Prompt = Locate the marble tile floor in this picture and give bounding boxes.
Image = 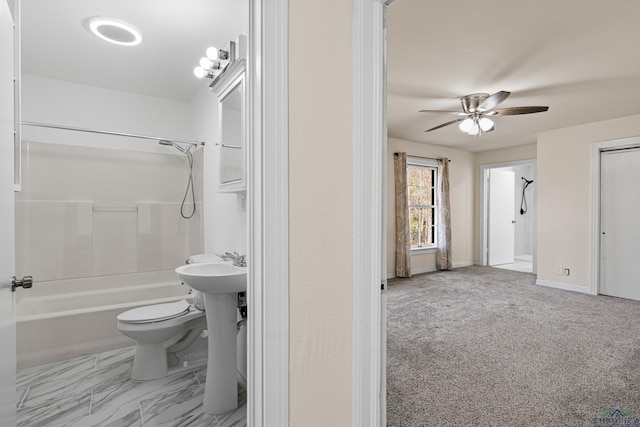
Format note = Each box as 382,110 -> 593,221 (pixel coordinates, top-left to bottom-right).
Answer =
16,346 -> 246,427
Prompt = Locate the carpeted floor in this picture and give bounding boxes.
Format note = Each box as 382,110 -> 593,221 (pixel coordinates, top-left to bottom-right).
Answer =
386,266 -> 640,427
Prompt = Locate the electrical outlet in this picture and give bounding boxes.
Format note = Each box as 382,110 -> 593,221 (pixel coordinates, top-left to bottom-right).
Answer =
556,266 -> 564,275
564,268 -> 570,276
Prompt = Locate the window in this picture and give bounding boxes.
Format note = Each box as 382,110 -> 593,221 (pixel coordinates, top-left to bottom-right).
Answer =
407,158 -> 438,251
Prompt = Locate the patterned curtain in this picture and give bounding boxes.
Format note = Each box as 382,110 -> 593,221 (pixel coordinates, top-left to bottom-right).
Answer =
394,152 -> 412,278
436,158 -> 452,270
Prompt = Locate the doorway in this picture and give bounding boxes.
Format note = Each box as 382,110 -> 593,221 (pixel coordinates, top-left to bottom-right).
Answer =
480,160 -> 537,274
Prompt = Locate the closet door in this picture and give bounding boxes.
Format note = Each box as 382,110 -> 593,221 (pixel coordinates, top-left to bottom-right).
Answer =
600,148 -> 640,300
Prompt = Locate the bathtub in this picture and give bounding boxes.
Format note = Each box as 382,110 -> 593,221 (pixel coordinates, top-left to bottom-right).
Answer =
16,270 -> 192,369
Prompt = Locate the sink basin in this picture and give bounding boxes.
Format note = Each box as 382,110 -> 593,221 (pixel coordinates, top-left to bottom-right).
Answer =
175,261 -> 246,294
173,260 -> 247,415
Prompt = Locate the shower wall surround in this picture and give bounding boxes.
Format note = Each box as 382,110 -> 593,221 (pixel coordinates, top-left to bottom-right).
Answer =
15,140 -> 203,281
512,164 -> 535,259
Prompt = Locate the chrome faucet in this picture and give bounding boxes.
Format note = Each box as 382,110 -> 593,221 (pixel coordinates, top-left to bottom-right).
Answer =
222,252 -> 246,267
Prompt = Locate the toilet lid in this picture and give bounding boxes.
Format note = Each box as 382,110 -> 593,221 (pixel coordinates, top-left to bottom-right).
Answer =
117,299 -> 190,324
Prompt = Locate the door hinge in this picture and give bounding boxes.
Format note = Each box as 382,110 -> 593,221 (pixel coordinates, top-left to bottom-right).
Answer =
381,283 -> 385,291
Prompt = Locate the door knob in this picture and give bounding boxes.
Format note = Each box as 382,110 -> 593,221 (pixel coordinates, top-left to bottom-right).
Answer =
12,276 -> 33,292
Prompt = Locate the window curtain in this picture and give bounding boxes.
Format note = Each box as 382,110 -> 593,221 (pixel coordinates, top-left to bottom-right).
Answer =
394,152 -> 411,278
436,158 -> 452,270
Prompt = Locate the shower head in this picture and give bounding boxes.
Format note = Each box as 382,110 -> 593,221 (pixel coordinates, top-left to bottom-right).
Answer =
159,140 -> 189,154
521,176 -> 534,185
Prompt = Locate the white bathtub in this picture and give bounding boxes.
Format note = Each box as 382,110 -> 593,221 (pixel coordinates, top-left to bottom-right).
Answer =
16,270 -> 192,369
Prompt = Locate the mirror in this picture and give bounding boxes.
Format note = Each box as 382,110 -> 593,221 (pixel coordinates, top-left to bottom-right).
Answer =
213,58 -> 246,192
220,80 -> 243,185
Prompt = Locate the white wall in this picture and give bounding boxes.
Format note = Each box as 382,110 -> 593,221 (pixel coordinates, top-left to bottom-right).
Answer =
189,81 -> 247,256
22,74 -> 194,153
387,137 -> 475,277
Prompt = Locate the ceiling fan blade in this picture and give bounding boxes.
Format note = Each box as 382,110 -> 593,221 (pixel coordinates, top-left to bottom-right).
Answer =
425,118 -> 465,132
419,109 -> 467,115
490,106 -> 549,116
478,91 -> 511,111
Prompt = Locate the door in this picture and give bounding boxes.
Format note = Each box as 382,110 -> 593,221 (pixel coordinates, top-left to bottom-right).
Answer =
0,0 -> 17,424
600,148 -> 640,300
488,169 -> 515,266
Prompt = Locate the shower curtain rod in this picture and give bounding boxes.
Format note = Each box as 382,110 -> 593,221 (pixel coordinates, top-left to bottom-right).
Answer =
22,121 -> 205,147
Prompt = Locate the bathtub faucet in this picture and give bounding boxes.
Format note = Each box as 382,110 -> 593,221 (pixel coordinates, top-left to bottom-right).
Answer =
222,252 -> 246,267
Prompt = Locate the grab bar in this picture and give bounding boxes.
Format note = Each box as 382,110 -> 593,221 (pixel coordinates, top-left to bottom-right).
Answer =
92,207 -> 138,212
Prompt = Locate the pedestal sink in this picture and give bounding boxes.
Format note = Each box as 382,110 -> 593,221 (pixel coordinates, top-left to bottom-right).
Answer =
175,261 -> 246,415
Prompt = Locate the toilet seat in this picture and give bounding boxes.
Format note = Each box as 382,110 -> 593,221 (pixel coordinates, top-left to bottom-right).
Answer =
118,299 -> 191,324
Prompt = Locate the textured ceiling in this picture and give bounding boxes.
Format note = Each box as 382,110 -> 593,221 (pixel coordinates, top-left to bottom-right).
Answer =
387,0 -> 640,152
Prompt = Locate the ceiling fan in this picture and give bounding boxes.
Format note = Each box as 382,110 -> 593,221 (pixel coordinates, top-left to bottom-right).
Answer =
419,91 -> 549,136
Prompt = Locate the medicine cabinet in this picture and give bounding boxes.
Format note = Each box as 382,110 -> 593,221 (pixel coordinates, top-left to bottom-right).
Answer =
212,58 -> 246,193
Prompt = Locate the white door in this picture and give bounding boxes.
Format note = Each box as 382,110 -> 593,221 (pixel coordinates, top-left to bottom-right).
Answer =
488,169 -> 515,266
0,0 -> 16,424
600,148 -> 640,300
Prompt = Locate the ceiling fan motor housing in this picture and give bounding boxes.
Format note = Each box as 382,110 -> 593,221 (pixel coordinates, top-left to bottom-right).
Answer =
461,93 -> 490,113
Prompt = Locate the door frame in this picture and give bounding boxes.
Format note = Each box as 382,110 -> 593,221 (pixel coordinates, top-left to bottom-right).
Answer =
590,136 -> 640,296
247,0 -> 289,425
1,0 -> 17,424
352,0 -> 390,425
479,159 -> 537,271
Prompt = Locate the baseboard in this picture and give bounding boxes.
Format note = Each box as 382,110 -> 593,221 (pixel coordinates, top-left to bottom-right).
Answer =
453,261 -> 475,269
536,279 -> 593,294
387,261 -> 476,279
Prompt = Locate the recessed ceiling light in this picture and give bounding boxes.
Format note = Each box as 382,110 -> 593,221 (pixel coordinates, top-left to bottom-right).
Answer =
85,16 -> 142,46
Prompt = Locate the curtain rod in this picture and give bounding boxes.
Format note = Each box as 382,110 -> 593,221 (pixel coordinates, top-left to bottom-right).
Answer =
394,153 -> 451,162
22,121 -> 205,147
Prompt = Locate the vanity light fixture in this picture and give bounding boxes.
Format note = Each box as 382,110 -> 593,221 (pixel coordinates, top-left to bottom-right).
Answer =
86,17 -> 142,46
193,41 -> 235,80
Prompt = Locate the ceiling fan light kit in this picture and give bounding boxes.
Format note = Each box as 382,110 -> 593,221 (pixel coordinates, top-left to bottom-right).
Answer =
420,91 -> 549,137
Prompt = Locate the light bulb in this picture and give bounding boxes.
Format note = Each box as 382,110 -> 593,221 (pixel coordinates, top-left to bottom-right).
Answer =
468,123 -> 480,135
459,118 -> 473,133
479,117 -> 494,132
194,66 -> 206,79
199,57 -> 213,69
206,46 -> 220,60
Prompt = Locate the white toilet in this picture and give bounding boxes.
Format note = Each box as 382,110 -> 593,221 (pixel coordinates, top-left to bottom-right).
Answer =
116,254 -> 222,381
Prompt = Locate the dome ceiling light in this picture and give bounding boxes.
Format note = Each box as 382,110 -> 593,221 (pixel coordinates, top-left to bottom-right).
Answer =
85,16 -> 142,46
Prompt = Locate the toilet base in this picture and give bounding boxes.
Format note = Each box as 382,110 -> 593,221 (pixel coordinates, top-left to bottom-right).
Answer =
132,343 -> 168,381
132,344 -> 208,381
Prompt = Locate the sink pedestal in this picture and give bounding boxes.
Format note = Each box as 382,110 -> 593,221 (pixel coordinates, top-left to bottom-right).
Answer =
202,293 -> 238,415
174,261 -> 246,415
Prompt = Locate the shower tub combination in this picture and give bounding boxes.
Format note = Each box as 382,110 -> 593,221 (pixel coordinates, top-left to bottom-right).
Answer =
14,141 -> 205,370
16,270 -> 191,369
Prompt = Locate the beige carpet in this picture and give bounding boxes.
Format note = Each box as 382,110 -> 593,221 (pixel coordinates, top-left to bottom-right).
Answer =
386,266 -> 640,427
